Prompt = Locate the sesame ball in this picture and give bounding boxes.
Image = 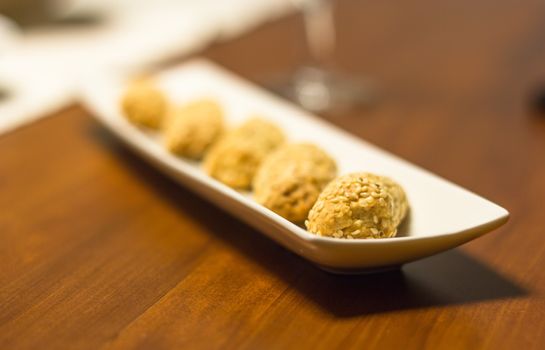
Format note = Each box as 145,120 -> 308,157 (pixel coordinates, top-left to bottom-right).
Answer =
306,173 -> 408,239
254,143 -> 337,223
204,118 -> 285,189
121,80 -> 167,129
163,99 -> 224,159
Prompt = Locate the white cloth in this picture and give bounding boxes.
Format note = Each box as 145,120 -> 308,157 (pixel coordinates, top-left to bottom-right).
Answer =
0,0 -> 293,135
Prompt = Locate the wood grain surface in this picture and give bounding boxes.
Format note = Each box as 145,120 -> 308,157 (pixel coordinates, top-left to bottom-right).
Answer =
2,1 -> 545,349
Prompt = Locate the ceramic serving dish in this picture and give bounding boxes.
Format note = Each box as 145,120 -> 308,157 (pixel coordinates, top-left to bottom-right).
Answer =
80,59 -> 509,273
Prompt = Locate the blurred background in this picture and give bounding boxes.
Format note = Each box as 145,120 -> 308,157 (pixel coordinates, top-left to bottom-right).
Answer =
4,0 -> 545,132
0,0 -> 294,133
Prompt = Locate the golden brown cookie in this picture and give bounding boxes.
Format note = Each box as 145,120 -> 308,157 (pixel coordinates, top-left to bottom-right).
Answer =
204,117 -> 284,189
254,143 -> 337,223
163,99 -> 224,159
306,172 -> 408,239
121,80 -> 167,129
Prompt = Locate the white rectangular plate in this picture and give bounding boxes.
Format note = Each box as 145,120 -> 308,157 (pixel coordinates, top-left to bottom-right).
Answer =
79,59 -> 509,273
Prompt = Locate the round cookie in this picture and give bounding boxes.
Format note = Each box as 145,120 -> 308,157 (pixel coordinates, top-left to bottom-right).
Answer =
204,118 -> 284,190
306,172 -> 408,239
163,99 -> 224,159
254,143 -> 337,223
121,80 -> 167,129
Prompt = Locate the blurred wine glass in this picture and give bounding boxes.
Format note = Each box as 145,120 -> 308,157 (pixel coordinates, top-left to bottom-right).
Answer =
271,0 -> 374,113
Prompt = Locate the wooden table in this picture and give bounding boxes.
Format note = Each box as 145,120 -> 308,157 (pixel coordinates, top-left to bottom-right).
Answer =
2,1 -> 545,349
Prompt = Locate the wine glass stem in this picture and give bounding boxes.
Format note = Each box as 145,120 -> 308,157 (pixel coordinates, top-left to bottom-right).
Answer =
300,0 -> 336,67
